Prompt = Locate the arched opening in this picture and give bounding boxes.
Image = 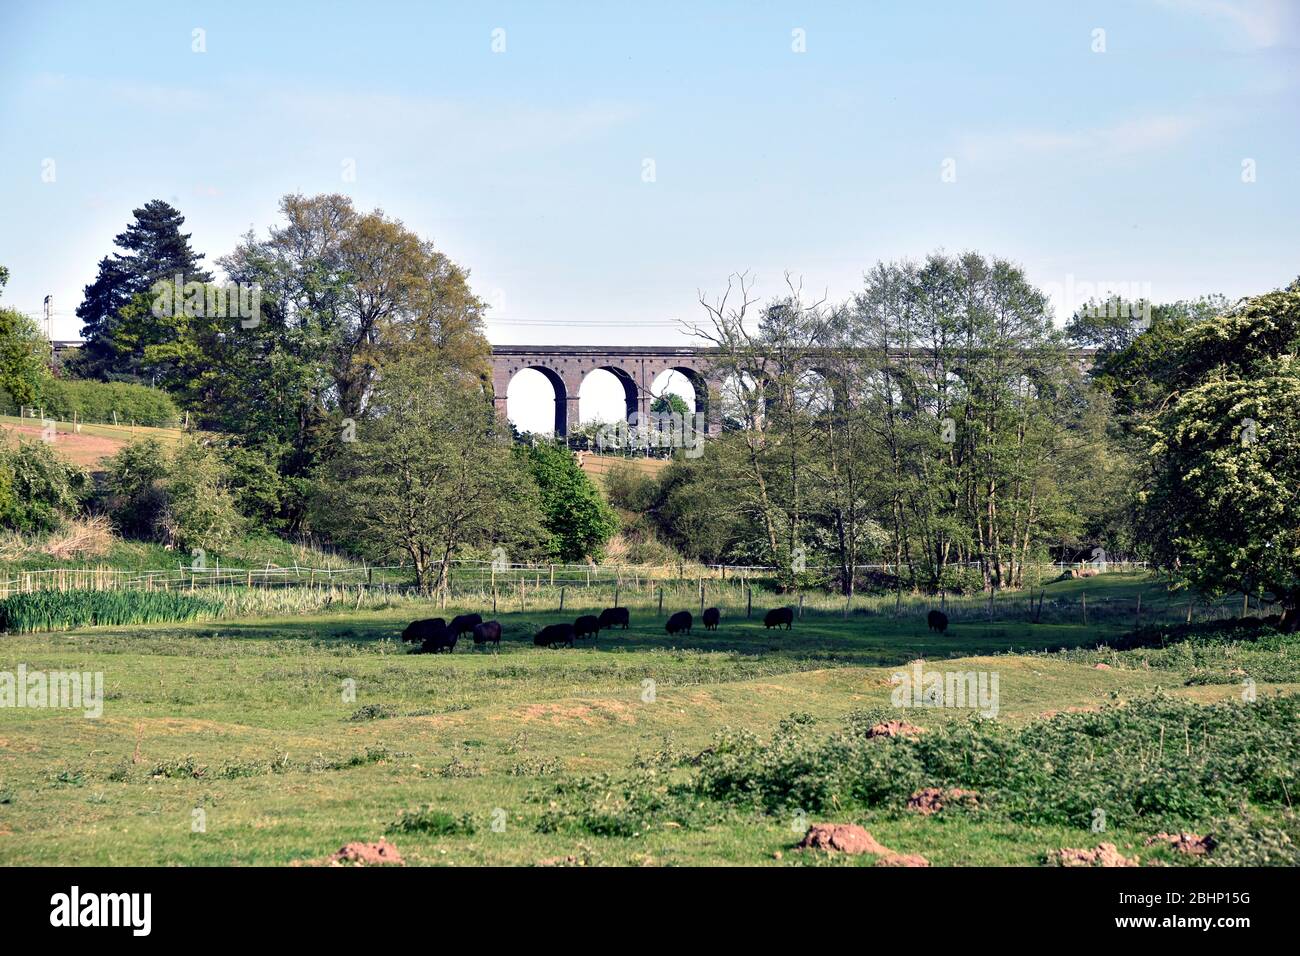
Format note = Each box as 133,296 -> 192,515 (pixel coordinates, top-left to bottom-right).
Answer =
506,366 -> 567,436
579,367 -> 638,427
649,368 -> 699,415
798,368 -> 838,415
718,372 -> 763,430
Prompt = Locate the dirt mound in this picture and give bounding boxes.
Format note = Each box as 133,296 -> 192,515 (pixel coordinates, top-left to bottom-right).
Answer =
327,840 -> 405,866
907,787 -> 980,815
536,854 -> 585,867
797,823 -> 892,855
1093,663 -> 1112,670
1145,832 -> 1216,856
1047,843 -> 1137,867
865,720 -> 925,739
795,823 -> 929,866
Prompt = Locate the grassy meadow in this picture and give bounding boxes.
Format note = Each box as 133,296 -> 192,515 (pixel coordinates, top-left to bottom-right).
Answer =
2,572 -> 1298,866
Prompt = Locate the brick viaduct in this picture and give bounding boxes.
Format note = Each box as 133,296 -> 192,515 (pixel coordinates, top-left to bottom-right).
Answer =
490,345 -> 724,436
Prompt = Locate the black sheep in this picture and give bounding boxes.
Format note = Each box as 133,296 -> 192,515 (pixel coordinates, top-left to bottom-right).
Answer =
764,607 -> 794,630
534,622 -> 575,648
702,607 -> 721,631
665,610 -> 693,635
927,609 -> 949,634
598,607 -> 630,630
415,625 -> 458,654
449,613 -> 483,638
472,620 -> 502,648
401,618 -> 446,643
574,615 -> 601,640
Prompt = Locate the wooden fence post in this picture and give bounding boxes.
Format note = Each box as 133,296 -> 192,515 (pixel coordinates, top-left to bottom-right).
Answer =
657,588 -> 663,617
558,586 -> 564,613
798,594 -> 804,619
746,587 -> 752,619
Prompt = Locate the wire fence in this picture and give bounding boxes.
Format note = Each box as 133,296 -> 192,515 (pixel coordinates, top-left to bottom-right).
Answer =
0,558 -> 1150,598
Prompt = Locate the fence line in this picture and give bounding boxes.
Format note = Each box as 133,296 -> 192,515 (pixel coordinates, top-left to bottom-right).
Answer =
0,557 -> 1150,598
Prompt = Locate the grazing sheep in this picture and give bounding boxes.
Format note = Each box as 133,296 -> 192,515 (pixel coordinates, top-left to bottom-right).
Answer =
415,625 -> 458,654
472,620 -> 502,648
401,618 -> 446,643
927,610 -> 949,634
534,622 -> 575,648
665,610 -> 693,635
598,607 -> 630,630
764,607 -> 794,630
574,615 -> 601,640
702,607 -> 721,631
449,613 -> 483,638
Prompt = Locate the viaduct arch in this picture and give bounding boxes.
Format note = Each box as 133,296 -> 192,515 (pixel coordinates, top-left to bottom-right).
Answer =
490,345 -> 1097,437
491,345 -> 724,437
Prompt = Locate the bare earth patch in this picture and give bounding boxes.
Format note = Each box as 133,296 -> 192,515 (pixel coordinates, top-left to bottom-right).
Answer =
515,700 -> 637,727
1047,843 -> 1138,867
327,840 -> 405,866
907,787 -> 980,815
865,720 -> 925,739
1145,832 -> 1216,856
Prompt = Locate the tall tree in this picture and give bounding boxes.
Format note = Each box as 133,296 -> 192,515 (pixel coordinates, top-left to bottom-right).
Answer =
1138,289 -> 1300,629
0,266 -> 51,407
73,200 -> 212,381
313,360 -> 543,593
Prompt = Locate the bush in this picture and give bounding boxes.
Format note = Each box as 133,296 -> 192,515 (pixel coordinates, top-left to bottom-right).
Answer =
100,439 -> 242,552
160,442 -> 243,554
0,440 -> 90,533
32,378 -> 180,427
0,589 -> 220,633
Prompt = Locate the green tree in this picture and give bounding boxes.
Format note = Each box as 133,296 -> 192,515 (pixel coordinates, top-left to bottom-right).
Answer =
72,200 -> 212,381
516,442 -> 619,562
1138,289 -> 1300,629
315,361 -> 543,593
0,306 -> 50,407
650,392 -> 690,416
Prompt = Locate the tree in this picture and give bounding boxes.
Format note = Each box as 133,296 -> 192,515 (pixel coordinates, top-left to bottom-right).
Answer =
218,193 -> 491,423
0,307 -> 50,407
650,392 -> 690,416
314,361 -> 543,593
1138,289 -> 1300,629
72,200 -> 212,381
516,442 -> 619,562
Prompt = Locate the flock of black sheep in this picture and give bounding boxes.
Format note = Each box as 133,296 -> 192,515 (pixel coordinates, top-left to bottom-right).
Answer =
399,603 -> 807,653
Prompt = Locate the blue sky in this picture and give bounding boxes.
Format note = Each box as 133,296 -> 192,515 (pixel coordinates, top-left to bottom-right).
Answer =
1,0 -> 1297,429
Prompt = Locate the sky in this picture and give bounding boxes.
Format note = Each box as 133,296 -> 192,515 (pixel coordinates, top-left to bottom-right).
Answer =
1,0 -> 1297,431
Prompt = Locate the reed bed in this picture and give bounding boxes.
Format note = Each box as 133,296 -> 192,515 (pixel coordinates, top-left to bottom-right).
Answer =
0,589 -> 221,634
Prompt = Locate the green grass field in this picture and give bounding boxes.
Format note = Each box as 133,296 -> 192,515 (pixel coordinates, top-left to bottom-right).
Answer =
2,574 -> 1297,866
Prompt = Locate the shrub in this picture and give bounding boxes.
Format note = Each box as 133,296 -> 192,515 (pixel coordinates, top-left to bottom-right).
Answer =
160,442 -> 243,553
101,438 -> 170,538
0,589 -> 220,633
99,439 -> 243,552
386,807 -> 476,836
0,440 -> 90,533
